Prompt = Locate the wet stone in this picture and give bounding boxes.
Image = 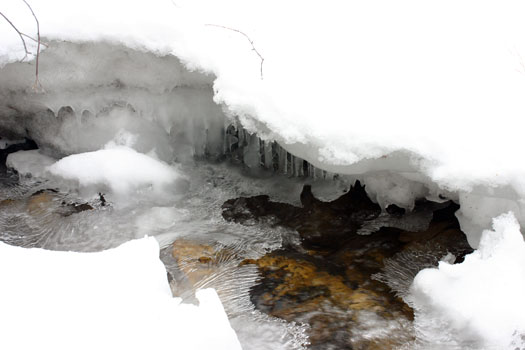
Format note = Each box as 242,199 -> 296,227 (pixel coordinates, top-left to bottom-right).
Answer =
2,189 -> 95,218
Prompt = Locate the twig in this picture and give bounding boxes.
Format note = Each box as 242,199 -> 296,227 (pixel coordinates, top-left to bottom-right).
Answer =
206,24 -> 265,80
22,0 -> 42,91
21,33 -> 47,47
0,1 -> 44,90
0,11 -> 30,61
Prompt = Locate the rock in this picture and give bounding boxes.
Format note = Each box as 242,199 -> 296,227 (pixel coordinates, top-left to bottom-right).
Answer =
27,191 -> 56,215
247,244 -> 414,349
222,180 -> 381,248
25,189 -> 94,217
172,239 -> 217,286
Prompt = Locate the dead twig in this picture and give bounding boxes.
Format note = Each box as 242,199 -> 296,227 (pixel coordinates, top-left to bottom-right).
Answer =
0,1 -> 43,91
0,10 -> 30,61
21,32 -> 47,47
206,24 -> 265,80
22,0 -> 42,91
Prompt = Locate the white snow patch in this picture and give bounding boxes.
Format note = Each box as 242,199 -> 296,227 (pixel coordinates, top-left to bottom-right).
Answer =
0,237 -> 242,350
410,212 -> 525,349
47,145 -> 183,195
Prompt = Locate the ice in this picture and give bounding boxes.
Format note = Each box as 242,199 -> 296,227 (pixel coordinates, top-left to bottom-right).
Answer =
6,149 -> 55,178
409,212 -> 525,349
362,171 -> 430,210
0,237 -> 242,350
456,189 -> 525,247
0,137 -> 24,149
2,11 -> 525,241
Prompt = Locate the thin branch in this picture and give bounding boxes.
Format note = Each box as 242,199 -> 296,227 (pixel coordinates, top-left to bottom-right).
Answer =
206,24 -> 265,80
21,33 -> 48,47
0,1 -> 45,90
22,0 -> 42,91
0,10 -> 30,61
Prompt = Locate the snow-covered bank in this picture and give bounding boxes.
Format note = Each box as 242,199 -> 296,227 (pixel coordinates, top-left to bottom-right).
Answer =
0,237 -> 242,350
410,212 -> 525,349
2,0 -> 525,246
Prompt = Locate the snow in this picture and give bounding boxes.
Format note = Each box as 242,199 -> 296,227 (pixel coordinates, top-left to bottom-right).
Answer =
47,144 -> 185,196
410,212 -> 525,349
2,0 -> 525,244
0,237 -> 242,350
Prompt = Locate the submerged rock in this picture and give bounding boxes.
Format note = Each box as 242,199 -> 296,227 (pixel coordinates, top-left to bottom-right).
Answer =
245,227 -> 415,349
223,183 -> 472,349
172,239 -> 219,287
1,189 -> 94,218
222,181 -> 381,248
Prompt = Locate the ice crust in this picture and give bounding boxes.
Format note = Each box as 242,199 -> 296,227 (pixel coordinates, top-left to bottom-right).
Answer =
0,237 -> 242,350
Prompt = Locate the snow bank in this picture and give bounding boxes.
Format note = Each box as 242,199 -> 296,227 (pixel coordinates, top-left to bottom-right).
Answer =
410,212 -> 525,349
2,0 -> 525,244
47,145 -> 184,195
0,237 -> 242,350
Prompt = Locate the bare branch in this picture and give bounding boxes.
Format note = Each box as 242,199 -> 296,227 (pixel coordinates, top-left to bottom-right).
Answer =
22,0 -> 42,91
0,10 -> 30,61
21,33 -> 48,47
206,24 -> 265,80
0,1 -> 45,90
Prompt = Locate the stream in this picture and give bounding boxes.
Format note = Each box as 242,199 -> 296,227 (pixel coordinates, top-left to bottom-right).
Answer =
0,156 -> 472,350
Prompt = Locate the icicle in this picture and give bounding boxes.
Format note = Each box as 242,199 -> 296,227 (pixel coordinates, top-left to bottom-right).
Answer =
286,152 -> 293,175
204,128 -> 209,157
191,118 -> 206,158
311,164 -> 317,179
294,156 -> 303,177
302,160 -> 309,178
279,146 -> 287,174
225,124 -> 238,154
271,142 -> 280,172
259,139 -> 266,168
264,141 -> 273,169
243,133 -> 261,169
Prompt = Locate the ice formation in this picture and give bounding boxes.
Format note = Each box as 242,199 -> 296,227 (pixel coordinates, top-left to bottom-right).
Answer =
0,237 -> 242,350
2,0 -> 525,245
6,149 -> 55,177
2,0 -> 525,348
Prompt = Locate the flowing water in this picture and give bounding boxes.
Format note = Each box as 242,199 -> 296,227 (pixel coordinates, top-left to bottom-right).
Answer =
0,150 -> 472,350
0,160 -> 316,349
